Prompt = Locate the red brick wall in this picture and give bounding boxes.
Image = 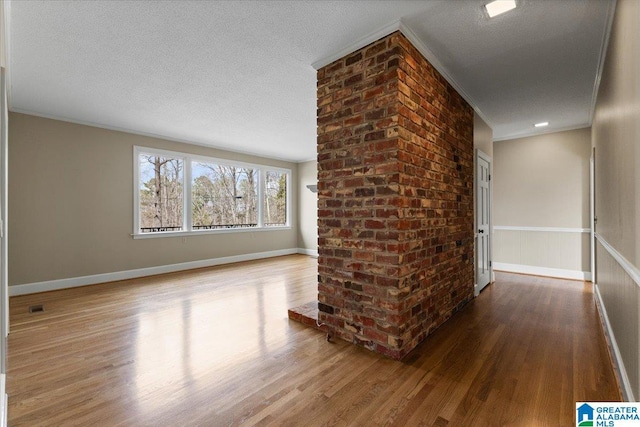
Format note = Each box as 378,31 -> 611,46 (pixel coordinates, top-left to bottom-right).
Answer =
317,32 -> 474,360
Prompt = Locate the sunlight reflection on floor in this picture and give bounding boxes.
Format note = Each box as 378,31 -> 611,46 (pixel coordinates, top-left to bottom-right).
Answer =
134,278 -> 289,413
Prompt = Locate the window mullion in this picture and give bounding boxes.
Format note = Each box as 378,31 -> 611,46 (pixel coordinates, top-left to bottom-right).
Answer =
185,157 -> 192,232
133,147 -> 140,234
286,171 -> 291,227
257,168 -> 264,228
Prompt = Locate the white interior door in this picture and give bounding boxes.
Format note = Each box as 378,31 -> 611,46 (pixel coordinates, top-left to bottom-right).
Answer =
476,151 -> 491,295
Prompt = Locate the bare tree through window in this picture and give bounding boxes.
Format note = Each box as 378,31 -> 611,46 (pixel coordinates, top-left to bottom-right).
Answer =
192,163 -> 257,229
135,148 -> 289,234
264,171 -> 287,226
139,155 -> 184,232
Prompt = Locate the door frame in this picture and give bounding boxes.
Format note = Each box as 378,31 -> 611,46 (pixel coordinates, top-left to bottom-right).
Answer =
0,67 -> 6,374
475,149 -> 492,296
590,147 -> 596,283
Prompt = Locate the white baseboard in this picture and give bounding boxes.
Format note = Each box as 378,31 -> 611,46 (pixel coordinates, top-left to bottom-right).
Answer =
297,248 -> 318,258
9,248 -> 305,296
594,284 -> 635,401
0,373 -> 5,427
493,262 -> 591,281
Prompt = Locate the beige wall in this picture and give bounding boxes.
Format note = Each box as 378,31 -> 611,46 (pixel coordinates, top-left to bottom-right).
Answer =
0,0 -> 5,68
8,113 -> 299,286
592,0 -> 640,400
592,0 -> 639,267
493,128 -> 592,276
494,128 -> 591,228
474,113 -> 493,159
297,160 -> 317,253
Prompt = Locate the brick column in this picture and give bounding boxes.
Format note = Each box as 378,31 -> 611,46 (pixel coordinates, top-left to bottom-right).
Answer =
317,31 -> 474,360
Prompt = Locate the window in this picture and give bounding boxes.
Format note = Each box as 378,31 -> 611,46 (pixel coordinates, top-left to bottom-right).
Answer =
138,154 -> 184,233
264,170 -> 287,226
192,163 -> 257,229
134,147 -> 290,237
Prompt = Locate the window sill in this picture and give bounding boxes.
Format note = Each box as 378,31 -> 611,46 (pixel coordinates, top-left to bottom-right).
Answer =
132,226 -> 292,239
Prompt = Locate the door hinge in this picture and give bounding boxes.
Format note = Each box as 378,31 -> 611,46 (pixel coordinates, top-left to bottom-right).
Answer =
489,261 -> 492,267
488,174 -> 491,181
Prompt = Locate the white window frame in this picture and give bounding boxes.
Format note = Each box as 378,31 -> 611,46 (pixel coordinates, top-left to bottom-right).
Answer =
133,146 -> 291,239
262,168 -> 291,227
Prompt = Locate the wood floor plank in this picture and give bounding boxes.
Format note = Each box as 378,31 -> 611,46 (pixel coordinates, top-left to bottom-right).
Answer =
6,256 -> 620,426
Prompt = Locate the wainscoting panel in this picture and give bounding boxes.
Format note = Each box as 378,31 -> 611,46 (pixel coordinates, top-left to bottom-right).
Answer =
493,226 -> 590,279
595,236 -> 640,401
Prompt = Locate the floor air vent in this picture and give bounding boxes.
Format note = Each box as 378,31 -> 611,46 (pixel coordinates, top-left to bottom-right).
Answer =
29,305 -> 44,313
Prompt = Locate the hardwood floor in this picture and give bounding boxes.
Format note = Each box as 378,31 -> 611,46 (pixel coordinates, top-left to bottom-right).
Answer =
7,255 -> 620,426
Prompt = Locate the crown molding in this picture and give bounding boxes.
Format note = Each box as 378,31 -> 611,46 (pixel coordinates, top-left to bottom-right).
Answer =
311,19 -> 494,132
588,0 -> 617,126
311,20 -> 402,70
493,123 -> 591,142
396,21 -> 493,130
9,108 -> 302,164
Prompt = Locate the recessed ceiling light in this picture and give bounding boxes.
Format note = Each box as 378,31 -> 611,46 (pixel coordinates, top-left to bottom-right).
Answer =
485,0 -> 517,18
534,122 -> 549,127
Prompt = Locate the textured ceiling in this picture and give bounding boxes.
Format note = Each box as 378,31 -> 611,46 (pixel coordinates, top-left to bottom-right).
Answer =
402,0 -> 614,141
6,0 -> 614,162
